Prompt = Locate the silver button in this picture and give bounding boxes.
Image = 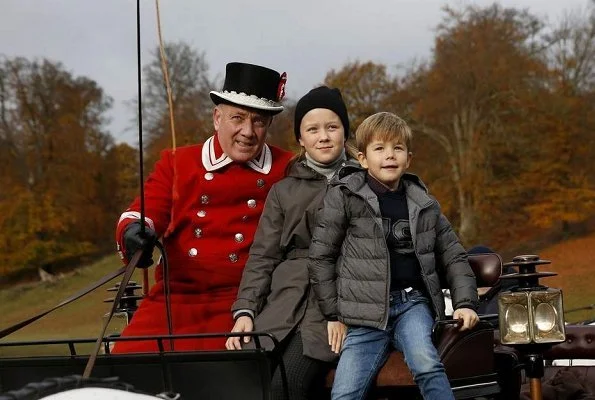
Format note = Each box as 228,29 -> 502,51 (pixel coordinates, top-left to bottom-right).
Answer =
194,228 -> 202,238
204,172 -> 214,181
256,179 -> 265,188
201,195 -> 209,204
197,210 -> 206,218
247,199 -> 257,208
229,253 -> 239,263
188,248 -> 198,257
234,233 -> 244,243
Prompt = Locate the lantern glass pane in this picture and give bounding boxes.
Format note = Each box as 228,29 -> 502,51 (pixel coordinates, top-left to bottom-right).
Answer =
529,289 -> 566,344
498,291 -> 531,344
534,303 -> 556,332
507,304 -> 529,334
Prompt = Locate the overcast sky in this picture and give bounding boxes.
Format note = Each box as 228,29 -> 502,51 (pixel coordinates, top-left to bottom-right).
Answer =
0,0 -> 589,145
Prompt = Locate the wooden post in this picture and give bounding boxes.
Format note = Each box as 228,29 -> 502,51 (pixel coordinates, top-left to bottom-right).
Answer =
529,377 -> 542,400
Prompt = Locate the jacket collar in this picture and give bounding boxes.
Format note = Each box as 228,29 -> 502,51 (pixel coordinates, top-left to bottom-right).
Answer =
287,157 -> 354,180
335,165 -> 434,209
201,134 -> 272,174
287,160 -> 326,180
366,173 -> 406,195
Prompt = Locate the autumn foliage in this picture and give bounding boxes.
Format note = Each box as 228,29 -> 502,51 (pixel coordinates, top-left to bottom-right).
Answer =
1,3 -> 594,279
326,3 -> 595,249
0,58 -> 128,279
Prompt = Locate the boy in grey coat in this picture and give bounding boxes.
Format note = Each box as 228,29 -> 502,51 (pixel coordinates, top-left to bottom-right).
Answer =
308,112 -> 480,400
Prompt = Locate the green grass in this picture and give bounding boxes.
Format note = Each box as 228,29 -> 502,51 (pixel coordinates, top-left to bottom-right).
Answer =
0,254 -> 151,357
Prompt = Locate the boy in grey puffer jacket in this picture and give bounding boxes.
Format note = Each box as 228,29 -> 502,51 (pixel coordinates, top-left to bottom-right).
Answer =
308,112 -> 479,400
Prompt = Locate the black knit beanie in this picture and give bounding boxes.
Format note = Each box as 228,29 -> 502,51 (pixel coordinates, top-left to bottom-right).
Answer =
294,86 -> 350,141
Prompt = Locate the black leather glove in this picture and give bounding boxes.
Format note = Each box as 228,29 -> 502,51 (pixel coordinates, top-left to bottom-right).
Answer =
123,221 -> 157,268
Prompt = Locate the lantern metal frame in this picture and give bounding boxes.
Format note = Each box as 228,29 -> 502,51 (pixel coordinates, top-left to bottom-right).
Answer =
497,255 -> 566,400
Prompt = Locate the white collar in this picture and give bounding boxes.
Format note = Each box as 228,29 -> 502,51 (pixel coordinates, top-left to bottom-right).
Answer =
201,135 -> 272,174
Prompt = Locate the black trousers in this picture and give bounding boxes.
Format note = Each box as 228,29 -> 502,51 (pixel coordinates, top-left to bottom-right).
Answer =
270,331 -> 333,400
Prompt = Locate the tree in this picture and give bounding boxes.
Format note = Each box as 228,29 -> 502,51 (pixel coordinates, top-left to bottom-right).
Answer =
104,143 -> 139,212
138,42 -> 214,168
324,61 -> 399,134
266,101 -> 299,152
548,3 -> 595,93
405,4 -> 551,243
522,3 -> 595,232
0,57 -> 114,276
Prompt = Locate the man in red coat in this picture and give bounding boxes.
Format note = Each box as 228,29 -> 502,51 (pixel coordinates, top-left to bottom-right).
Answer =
114,62 -> 293,352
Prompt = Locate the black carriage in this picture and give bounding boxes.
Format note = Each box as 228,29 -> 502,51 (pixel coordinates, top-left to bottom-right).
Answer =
3,252 -> 593,400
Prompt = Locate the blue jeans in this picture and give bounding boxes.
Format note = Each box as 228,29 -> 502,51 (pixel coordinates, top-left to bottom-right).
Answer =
331,289 -> 454,400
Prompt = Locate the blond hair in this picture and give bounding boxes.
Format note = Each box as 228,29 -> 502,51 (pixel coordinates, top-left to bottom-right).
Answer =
355,112 -> 413,153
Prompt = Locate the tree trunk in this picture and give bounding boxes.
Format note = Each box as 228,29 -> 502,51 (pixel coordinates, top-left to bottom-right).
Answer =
458,201 -> 476,245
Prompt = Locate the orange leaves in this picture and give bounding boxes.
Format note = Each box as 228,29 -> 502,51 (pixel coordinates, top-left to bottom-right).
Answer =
0,4 -> 594,280
319,4 -> 595,250
323,61 -> 400,133
0,57 -> 115,279
407,5 -> 553,242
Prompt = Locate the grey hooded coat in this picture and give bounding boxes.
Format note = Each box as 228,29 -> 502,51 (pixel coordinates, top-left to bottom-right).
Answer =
308,166 -> 478,330
232,160 -> 347,362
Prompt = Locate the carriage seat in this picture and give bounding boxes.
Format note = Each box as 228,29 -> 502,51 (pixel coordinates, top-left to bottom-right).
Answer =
325,252 -> 504,390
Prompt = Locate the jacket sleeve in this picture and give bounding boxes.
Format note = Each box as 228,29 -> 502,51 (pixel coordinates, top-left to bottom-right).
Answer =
307,185 -> 349,320
434,211 -> 479,311
115,149 -> 174,263
232,185 -> 285,315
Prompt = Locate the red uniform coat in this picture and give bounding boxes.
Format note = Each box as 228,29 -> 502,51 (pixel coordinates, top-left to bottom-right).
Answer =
114,134 -> 292,352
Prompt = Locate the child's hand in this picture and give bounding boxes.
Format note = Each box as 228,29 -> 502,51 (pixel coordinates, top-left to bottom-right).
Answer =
453,308 -> 479,331
327,321 -> 347,354
225,316 -> 254,350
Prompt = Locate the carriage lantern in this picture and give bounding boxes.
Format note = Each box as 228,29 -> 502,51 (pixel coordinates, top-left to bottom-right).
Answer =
498,255 -> 565,344
497,254 -> 566,400
102,281 -> 143,349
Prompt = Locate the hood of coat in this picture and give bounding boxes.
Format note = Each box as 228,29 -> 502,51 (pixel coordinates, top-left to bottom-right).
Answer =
286,159 -> 326,180
287,157 -> 359,181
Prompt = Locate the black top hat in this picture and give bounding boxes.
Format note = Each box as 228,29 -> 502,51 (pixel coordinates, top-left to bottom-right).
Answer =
210,62 -> 287,115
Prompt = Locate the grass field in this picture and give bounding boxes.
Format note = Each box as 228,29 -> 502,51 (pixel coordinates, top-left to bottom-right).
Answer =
538,235 -> 595,324
0,255 -> 152,356
1,236 -> 594,357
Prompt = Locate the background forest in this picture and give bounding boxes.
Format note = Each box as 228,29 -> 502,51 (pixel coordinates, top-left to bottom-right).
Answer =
1,3 -> 595,284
